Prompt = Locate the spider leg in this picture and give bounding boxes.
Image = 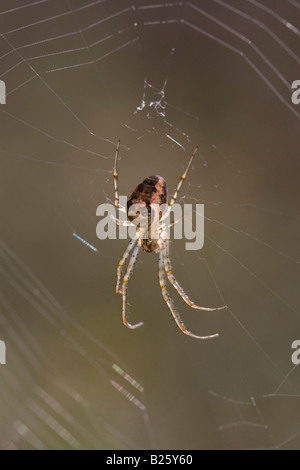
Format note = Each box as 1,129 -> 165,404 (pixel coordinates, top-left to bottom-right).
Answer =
167,215 -> 184,230
162,241 -> 226,311
116,238 -> 137,294
122,245 -> 144,329
113,140 -> 121,209
169,146 -> 198,207
111,215 -> 134,227
158,251 -> 218,339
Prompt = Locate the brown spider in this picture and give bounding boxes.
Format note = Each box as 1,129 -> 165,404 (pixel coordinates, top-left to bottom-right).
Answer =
113,141 -> 226,339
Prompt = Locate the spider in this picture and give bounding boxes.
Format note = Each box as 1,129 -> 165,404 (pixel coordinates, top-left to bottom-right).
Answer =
113,141 -> 226,339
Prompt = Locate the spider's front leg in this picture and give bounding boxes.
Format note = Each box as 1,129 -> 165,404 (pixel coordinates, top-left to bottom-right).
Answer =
113,140 -> 121,210
111,215 -> 134,227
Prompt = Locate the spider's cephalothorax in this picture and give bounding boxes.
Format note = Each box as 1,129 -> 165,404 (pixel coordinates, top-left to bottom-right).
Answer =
113,141 -> 226,339
127,175 -> 168,253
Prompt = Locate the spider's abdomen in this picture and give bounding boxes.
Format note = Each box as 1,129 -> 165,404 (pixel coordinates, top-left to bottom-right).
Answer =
127,175 -> 168,253
127,175 -> 168,212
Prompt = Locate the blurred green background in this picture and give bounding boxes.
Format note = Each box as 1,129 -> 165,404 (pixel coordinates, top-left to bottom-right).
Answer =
0,0 -> 299,449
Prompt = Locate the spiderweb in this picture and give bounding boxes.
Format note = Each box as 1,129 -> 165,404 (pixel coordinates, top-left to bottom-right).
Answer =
0,0 -> 299,450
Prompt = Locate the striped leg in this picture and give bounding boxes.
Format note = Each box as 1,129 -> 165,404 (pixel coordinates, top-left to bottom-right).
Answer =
158,251 -> 219,339
169,146 -> 198,207
122,245 -> 144,329
114,140 -> 121,209
162,241 -> 226,311
116,238 -> 137,294
111,215 -> 134,228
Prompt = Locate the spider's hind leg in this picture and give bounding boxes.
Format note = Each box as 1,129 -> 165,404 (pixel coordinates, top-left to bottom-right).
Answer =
162,242 -> 226,311
121,244 -> 144,329
158,251 -> 219,340
116,238 -> 137,294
